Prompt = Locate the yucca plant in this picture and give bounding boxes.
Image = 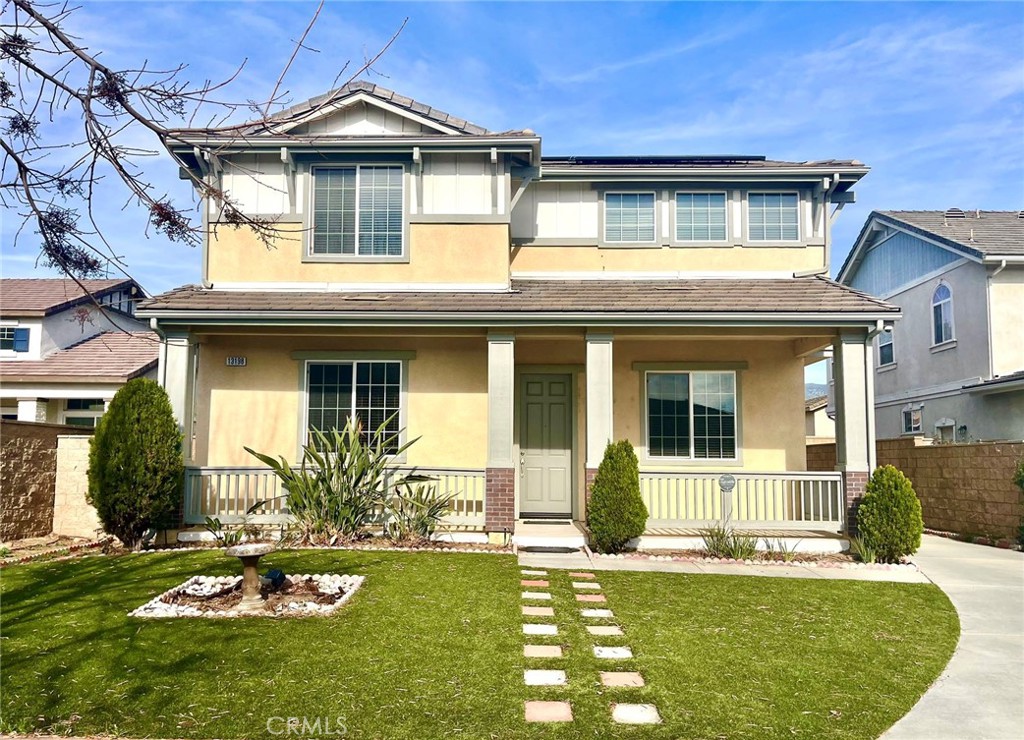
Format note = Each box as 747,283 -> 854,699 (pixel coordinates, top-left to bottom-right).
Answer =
700,523 -> 732,558
725,532 -> 759,560
245,414 -> 429,543
383,484 -> 454,542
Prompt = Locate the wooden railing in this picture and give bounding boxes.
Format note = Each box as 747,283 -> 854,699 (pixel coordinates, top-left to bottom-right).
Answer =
182,466 -> 487,528
640,471 -> 845,531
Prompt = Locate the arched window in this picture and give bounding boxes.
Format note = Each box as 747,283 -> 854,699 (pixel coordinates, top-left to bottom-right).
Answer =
932,283 -> 954,345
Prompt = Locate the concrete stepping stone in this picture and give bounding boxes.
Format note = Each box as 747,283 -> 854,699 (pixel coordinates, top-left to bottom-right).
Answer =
523,623 -> 558,636
568,572 -> 595,579
525,701 -> 572,723
581,608 -> 614,618
524,669 -> 567,686
524,644 -> 563,658
573,582 -> 601,590
576,593 -> 606,602
587,625 -> 624,636
522,606 -> 554,617
521,579 -> 549,587
523,591 -> 552,600
521,570 -> 547,576
612,703 -> 661,724
601,671 -> 645,687
594,646 -> 633,659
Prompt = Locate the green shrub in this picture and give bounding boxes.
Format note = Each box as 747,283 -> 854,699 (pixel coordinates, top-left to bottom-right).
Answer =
700,523 -> 731,558
1014,456 -> 1024,547
587,440 -> 648,553
856,465 -> 923,563
87,378 -> 183,549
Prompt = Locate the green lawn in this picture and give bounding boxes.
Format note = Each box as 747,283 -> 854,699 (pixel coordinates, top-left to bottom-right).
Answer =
0,550 -> 957,739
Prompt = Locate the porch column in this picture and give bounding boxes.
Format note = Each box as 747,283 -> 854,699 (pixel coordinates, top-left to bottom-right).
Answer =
16,398 -> 47,423
585,333 -> 614,503
160,332 -> 197,463
833,330 -> 876,533
485,333 -> 515,533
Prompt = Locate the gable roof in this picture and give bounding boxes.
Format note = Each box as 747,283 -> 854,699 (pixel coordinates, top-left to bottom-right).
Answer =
839,210 -> 1024,283
805,395 -> 829,413
0,279 -> 141,317
138,276 -> 898,324
0,331 -> 159,383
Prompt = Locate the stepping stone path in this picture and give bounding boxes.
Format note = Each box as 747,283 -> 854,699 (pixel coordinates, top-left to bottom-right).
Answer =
518,569 -> 660,727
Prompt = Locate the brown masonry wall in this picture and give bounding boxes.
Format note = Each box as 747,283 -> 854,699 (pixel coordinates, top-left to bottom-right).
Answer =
1,420 -> 93,541
807,437 -> 1024,540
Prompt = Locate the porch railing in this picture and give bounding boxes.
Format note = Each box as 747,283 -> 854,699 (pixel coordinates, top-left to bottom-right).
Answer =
639,471 -> 845,532
182,466 -> 487,528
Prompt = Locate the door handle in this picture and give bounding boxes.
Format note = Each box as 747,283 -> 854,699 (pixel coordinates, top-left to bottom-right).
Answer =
519,451 -> 525,476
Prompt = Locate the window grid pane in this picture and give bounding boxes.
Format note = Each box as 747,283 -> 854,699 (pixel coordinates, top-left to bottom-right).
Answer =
312,167 -> 356,255
676,193 -> 727,241
692,371 -> 737,459
358,166 -> 403,256
606,193 -> 655,243
0,327 -> 14,351
646,373 -> 690,457
307,361 -> 401,451
879,332 -> 894,365
749,193 -> 799,241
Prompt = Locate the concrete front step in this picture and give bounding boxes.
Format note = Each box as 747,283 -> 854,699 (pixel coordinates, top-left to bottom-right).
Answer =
513,520 -> 588,550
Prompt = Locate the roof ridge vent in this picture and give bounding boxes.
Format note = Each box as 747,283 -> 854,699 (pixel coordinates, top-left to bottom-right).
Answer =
944,207 -> 966,220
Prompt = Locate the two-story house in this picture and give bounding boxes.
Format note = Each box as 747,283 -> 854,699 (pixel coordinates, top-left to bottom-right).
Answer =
837,210 -> 1023,442
0,278 -> 158,426
138,82 -> 897,542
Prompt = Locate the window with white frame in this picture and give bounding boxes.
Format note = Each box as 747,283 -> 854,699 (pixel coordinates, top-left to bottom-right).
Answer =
311,165 -> 404,257
605,192 -> 656,243
306,361 -> 402,450
62,398 -> 106,427
0,327 -> 29,352
931,283 -> 954,345
676,193 -> 727,241
902,405 -> 923,434
646,370 -> 737,459
878,330 -> 894,366
748,193 -> 799,241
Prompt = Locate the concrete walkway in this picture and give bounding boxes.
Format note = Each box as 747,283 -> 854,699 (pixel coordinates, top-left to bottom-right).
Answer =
883,535 -> 1024,740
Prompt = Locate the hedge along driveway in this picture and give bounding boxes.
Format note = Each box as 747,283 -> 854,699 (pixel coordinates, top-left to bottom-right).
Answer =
0,550 -> 958,739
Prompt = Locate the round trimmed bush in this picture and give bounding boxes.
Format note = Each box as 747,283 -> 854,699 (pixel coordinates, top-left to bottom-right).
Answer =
87,377 -> 183,548
857,465 -> 923,563
587,440 -> 648,553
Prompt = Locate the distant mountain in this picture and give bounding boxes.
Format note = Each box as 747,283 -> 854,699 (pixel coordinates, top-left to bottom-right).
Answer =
805,383 -> 828,400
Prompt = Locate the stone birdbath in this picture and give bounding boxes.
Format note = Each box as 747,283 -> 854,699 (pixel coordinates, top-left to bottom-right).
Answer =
225,542 -> 275,613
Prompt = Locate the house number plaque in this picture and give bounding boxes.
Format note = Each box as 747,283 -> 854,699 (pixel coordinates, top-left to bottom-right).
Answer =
226,356 -> 247,367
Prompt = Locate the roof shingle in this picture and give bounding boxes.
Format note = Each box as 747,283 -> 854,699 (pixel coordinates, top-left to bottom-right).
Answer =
0,331 -> 159,382
0,279 -> 137,317
876,210 -> 1024,258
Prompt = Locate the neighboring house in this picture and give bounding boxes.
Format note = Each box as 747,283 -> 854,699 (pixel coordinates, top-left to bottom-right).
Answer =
138,82 -> 897,540
837,210 -> 1024,442
0,279 -> 159,426
805,395 -> 835,440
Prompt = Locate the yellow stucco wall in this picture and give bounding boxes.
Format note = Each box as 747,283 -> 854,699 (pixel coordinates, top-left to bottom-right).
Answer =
207,223 -> 511,285
511,245 -> 826,274
194,334 -> 488,467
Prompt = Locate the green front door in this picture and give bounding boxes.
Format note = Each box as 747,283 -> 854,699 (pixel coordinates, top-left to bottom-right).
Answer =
519,373 -> 573,517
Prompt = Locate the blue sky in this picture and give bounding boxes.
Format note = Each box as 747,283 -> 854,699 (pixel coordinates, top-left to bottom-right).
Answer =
3,1 -> 1022,383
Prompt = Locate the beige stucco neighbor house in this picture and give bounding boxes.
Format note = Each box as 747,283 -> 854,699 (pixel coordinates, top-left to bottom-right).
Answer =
837,210 -> 1024,442
805,395 -> 835,442
0,278 -> 158,426
138,82 -> 897,544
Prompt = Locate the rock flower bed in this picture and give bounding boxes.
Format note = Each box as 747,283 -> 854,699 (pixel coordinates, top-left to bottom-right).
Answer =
129,573 -> 365,618
593,550 -> 919,571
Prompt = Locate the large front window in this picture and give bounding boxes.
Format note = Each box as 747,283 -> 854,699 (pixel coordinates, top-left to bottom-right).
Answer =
311,165 -> 403,257
748,193 -> 799,241
306,361 -> 402,448
646,371 -> 737,459
605,192 -> 656,243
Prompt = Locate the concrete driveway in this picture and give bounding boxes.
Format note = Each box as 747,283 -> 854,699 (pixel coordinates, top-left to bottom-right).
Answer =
882,535 -> 1024,740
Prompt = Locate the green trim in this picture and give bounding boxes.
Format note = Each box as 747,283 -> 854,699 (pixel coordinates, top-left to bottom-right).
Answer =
291,350 -> 417,361
632,361 -> 749,371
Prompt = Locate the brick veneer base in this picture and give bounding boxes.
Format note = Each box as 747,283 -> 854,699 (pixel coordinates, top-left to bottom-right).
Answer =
843,470 -> 870,535
484,468 -> 515,532
584,468 -> 598,514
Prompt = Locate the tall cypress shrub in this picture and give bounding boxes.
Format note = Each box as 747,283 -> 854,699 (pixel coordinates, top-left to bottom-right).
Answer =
857,465 -> 923,563
587,439 -> 648,553
87,378 -> 184,548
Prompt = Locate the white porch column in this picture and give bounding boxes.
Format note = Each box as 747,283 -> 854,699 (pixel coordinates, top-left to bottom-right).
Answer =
485,333 -> 515,532
833,330 -> 876,531
160,332 -> 197,462
16,398 -> 47,423
585,333 -> 614,470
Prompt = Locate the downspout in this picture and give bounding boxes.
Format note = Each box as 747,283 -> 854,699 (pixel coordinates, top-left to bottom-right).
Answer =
822,173 -> 840,277
984,259 -> 1005,381
150,317 -> 167,387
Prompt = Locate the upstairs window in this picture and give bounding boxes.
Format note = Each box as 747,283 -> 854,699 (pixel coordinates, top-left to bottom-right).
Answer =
646,370 -> 738,460
0,327 -> 29,352
749,193 -> 799,241
932,283 -> 954,345
605,193 -> 656,243
311,165 -> 404,257
676,193 -> 727,241
878,330 -> 895,366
